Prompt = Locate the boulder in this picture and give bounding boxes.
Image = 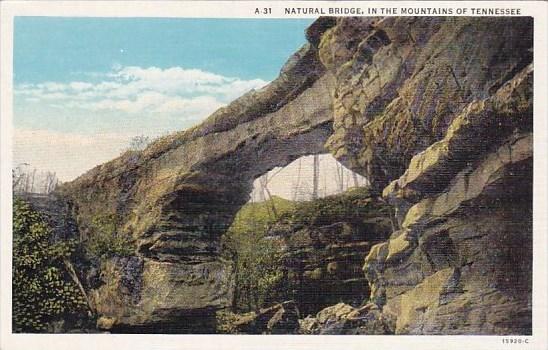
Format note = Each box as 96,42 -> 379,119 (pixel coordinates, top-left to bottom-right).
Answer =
266,301 -> 300,334
298,302 -> 390,335
223,301 -> 300,334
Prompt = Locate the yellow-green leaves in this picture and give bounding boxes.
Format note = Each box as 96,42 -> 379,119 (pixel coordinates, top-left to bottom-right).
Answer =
223,196 -> 293,312
84,213 -> 133,259
12,198 -> 86,333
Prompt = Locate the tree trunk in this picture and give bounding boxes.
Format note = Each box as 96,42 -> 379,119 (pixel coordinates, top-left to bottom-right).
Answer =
263,184 -> 278,219
312,155 -> 320,200
260,173 -> 279,219
352,172 -> 359,188
63,258 -> 94,317
232,255 -> 239,312
29,169 -> 36,193
292,159 -> 302,201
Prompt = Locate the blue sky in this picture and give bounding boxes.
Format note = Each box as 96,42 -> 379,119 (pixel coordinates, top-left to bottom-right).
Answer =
13,17 -> 313,180
14,17 -> 313,83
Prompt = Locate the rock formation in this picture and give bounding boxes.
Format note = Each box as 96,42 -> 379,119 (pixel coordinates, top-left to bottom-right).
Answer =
219,301 -> 300,334
323,17 -> 532,192
267,188 -> 392,316
314,16 -> 533,335
299,302 -> 390,335
60,21 -> 337,332
55,16 -> 533,334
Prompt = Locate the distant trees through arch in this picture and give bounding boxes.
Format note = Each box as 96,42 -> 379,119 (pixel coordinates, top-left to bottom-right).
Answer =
250,153 -> 369,203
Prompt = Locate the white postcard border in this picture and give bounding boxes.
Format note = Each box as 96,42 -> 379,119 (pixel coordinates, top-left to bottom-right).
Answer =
1,2 -> 547,349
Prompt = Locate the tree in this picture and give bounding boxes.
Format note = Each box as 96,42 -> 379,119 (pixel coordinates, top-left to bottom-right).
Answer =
312,155 -> 320,200
352,172 -> 359,188
292,158 -> 303,201
84,213 -> 133,259
12,165 -> 60,194
128,135 -> 150,151
43,171 -> 58,194
12,198 -> 88,332
12,163 -> 34,194
29,168 -> 37,193
223,197 -> 295,312
259,173 -> 279,219
12,164 -> 28,193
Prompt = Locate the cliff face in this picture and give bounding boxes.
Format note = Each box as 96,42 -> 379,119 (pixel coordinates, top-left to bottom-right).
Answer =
60,16 -> 533,334
305,16 -> 533,335
363,67 -> 532,334
267,189 -> 393,317
322,17 -> 532,191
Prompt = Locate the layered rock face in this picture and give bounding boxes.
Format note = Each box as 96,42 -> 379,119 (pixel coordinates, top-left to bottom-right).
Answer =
313,17 -> 533,335
59,16 -> 533,334
267,189 -> 392,316
322,17 -> 533,191
362,66 -> 533,334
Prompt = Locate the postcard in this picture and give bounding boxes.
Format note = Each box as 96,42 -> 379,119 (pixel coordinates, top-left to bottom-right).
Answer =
1,1 -> 547,349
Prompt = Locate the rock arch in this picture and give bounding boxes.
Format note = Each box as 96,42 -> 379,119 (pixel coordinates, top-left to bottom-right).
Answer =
59,16 -> 534,334
62,38 -> 339,332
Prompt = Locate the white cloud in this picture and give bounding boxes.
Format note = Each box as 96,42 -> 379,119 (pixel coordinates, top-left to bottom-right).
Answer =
14,66 -> 269,181
42,82 -> 66,92
15,66 -> 269,117
153,95 -> 223,115
69,81 -> 93,91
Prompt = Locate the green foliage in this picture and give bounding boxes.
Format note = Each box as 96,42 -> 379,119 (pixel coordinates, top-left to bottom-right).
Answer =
85,213 -> 133,259
229,196 -> 295,235
223,196 -> 295,312
224,189 -> 391,313
12,198 -> 87,332
281,187 -> 387,227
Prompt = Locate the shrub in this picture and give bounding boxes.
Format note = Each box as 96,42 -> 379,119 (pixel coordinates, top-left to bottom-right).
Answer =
282,187 -> 388,227
12,198 -> 87,332
84,214 -> 133,259
223,196 -> 294,312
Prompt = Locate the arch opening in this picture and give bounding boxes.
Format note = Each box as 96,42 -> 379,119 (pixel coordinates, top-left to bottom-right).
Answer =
223,153 -> 392,316
250,153 -> 370,203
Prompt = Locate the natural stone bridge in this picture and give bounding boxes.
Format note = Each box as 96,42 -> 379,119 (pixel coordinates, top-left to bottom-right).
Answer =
61,17 -> 533,334
61,19 -> 339,332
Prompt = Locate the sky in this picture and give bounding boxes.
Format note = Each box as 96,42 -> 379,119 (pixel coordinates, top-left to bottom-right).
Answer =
13,17 -> 314,181
250,154 -> 369,202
